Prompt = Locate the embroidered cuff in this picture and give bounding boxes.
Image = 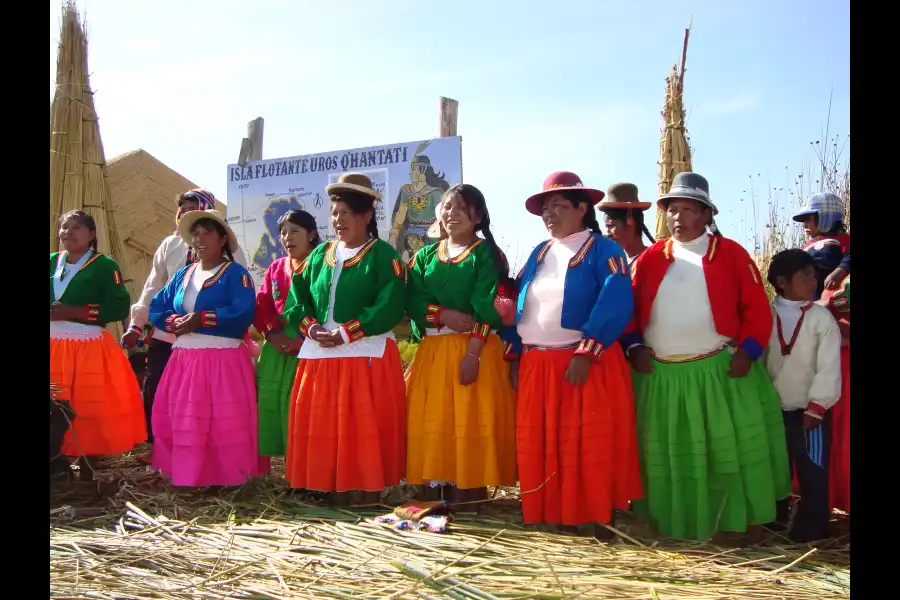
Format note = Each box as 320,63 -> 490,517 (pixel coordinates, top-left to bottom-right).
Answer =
261,320 -> 282,338
738,337 -> 764,361
575,337 -> 605,361
200,310 -> 217,328
470,323 -> 491,342
424,304 -> 445,328
298,316 -> 318,337
83,304 -> 101,323
832,296 -> 849,311
343,319 -> 365,343
164,314 -> 181,333
805,402 -> 827,418
621,332 -> 644,350
503,342 -> 520,362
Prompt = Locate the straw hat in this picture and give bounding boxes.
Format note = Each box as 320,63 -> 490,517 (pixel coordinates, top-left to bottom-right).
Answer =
597,182 -> 652,212
178,209 -> 240,253
325,172 -> 382,201
525,171 -> 606,216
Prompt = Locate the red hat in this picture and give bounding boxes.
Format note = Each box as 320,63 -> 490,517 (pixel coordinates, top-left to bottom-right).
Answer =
525,171 -> 606,216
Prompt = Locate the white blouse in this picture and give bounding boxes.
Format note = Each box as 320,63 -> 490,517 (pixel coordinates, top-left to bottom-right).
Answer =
764,299 -> 842,412
643,234 -> 730,359
518,229 -> 591,348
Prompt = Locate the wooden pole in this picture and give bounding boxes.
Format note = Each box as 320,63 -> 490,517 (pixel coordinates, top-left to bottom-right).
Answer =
237,117 -> 264,166
439,97 -> 459,137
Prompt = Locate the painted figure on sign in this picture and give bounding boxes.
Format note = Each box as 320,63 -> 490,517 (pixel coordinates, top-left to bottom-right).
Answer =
389,145 -> 450,262
253,195 -> 306,272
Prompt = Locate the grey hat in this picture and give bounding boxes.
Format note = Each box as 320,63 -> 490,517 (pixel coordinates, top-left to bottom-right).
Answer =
658,172 -> 718,216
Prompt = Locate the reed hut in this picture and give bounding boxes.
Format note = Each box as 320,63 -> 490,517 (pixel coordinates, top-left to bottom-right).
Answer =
50,1 -> 134,337
656,27 -> 694,241
105,149 -> 226,294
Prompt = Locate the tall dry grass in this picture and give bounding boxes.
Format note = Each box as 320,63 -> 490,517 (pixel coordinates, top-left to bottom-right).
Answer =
749,129 -> 850,299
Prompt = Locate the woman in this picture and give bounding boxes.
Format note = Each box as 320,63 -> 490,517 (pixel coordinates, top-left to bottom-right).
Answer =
284,173 -> 407,506
255,209 -> 320,457
501,171 -> 642,538
50,211 -> 146,480
121,189 -> 248,446
149,209 -> 267,487
624,172 -> 790,541
792,192 -> 850,299
405,184 -> 517,503
821,275 -> 850,514
597,182 -> 655,271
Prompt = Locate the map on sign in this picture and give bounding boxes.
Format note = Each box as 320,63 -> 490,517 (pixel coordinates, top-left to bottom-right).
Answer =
226,137 -> 462,286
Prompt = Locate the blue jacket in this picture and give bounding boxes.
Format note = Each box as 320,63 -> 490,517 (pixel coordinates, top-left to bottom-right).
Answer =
150,261 -> 255,340
500,232 -> 634,360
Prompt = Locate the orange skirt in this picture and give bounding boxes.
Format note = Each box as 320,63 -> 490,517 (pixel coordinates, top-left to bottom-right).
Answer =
517,344 -> 643,526
50,329 -> 147,456
285,340 -> 407,492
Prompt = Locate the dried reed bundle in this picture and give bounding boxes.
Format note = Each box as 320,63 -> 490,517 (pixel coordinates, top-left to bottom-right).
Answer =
656,28 -> 694,241
50,2 -> 135,337
49,451 -> 849,600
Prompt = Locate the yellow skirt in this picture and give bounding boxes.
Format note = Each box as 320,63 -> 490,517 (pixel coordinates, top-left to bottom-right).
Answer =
405,334 -> 517,488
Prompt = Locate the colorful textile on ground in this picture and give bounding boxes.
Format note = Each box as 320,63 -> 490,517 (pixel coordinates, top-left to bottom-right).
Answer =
631,350 -> 791,540
285,340 -> 407,492
517,345 -> 642,526
151,345 -> 269,486
50,252 -> 146,455
405,335 -> 517,488
376,500 -> 454,533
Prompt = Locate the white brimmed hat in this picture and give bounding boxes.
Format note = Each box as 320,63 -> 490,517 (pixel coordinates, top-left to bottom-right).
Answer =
178,209 -> 239,253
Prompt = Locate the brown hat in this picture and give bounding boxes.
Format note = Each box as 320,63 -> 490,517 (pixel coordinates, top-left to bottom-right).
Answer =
325,172 -> 382,201
597,182 -> 652,212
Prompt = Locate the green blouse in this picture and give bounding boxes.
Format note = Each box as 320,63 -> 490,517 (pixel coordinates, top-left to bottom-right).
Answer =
50,252 -> 130,326
406,239 -> 503,342
284,238 -> 406,341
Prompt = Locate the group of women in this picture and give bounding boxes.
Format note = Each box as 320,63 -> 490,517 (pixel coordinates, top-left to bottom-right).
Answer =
50,169 -> 849,542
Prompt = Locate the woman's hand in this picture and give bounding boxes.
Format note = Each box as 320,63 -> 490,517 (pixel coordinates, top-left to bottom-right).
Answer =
316,329 -> 346,348
121,329 -> 141,349
628,345 -> 654,373
173,313 -> 202,336
727,347 -> 753,378
439,309 -> 475,334
508,360 -> 520,391
824,267 -> 848,291
49,303 -> 86,322
565,354 -> 592,385
459,352 -> 480,386
267,330 -> 294,354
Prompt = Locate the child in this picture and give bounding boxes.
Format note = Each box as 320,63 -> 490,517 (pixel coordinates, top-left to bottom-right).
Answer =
792,193 -> 849,299
405,184 -> 518,503
764,249 -> 843,542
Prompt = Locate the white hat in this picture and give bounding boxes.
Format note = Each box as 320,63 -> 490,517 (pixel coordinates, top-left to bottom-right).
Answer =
178,209 -> 239,253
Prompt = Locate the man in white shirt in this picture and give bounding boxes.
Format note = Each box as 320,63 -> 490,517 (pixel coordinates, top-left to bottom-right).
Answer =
121,189 -> 248,444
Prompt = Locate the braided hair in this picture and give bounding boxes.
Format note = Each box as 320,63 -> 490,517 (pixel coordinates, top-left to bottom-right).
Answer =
602,207 -> 656,243
442,184 -> 511,284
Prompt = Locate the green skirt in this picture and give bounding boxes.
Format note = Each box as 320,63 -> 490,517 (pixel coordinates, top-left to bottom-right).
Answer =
256,339 -> 300,457
631,350 -> 791,540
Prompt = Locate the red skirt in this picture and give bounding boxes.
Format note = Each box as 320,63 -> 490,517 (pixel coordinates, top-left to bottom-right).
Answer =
829,346 -> 850,512
285,340 -> 407,492
516,344 -> 643,526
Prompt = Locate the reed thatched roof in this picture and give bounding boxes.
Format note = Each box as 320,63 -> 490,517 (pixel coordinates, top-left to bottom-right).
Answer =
106,149 -> 225,290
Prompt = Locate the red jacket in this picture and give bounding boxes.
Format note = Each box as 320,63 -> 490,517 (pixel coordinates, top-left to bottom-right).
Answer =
620,234 -> 772,360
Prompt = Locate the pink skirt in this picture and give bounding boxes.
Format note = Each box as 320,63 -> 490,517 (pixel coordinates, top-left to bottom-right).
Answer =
151,345 -> 269,487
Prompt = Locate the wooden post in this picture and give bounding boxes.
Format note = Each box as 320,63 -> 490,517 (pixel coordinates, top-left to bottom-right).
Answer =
439,97 -> 459,137
237,117 -> 264,166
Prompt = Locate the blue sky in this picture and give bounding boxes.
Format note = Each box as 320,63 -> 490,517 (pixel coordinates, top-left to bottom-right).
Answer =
50,0 -> 849,265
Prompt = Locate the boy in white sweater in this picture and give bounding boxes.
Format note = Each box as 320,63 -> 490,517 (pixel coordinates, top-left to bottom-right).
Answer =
764,249 -> 842,542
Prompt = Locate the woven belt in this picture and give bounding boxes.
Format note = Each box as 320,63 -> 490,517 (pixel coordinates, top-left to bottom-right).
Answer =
523,342 -> 580,353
